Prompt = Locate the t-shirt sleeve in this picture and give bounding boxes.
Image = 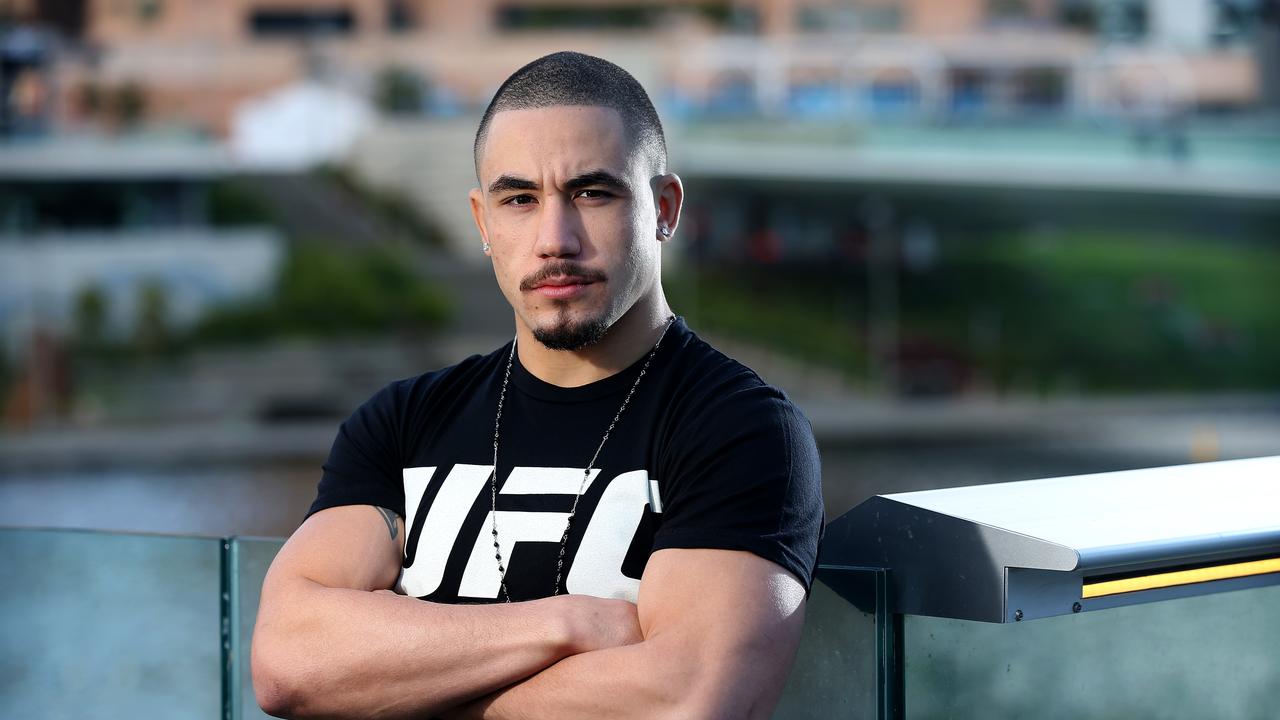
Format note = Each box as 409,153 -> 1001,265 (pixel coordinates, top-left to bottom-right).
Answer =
307,381 -> 406,521
652,379 -> 824,591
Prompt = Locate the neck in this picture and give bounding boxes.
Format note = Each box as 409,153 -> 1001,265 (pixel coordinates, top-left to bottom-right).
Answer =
515,290 -> 673,388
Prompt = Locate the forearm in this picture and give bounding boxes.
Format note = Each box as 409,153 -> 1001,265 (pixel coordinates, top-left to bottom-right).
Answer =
454,637 -> 688,720
455,632 -> 777,720
454,549 -> 810,720
252,576 -> 576,719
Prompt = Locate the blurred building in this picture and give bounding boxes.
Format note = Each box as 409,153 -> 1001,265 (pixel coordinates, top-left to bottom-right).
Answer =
2,0 -> 1276,375
1,0 -> 1272,141
0,142 -> 283,355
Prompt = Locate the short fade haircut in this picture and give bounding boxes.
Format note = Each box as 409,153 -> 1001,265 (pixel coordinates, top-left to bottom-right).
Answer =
473,51 -> 668,180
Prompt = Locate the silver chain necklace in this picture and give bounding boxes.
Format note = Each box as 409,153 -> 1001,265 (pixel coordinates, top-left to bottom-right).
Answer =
488,315 -> 676,602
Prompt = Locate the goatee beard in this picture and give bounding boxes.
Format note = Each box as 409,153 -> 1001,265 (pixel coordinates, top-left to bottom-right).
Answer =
533,311 -> 610,351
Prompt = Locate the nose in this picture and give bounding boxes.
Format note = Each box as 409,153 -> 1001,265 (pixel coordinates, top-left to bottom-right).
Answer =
534,194 -> 582,259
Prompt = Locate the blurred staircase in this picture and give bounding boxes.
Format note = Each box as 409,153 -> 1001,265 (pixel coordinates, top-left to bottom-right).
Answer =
241,173 -> 385,245
345,118 -> 484,261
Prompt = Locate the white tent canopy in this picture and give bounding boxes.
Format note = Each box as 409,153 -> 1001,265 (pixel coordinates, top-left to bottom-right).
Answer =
231,80 -> 373,170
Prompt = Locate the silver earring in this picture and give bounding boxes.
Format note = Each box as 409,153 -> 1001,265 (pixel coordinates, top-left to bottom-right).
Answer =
658,227 -> 671,237
482,242 -> 491,252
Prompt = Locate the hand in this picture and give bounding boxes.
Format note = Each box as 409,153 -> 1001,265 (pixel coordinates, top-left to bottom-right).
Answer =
559,594 -> 643,655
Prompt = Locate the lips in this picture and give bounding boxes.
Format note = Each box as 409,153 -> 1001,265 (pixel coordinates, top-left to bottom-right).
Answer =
534,274 -> 591,287
529,276 -> 595,299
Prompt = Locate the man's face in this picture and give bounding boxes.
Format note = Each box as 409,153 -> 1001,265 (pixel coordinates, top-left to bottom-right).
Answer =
470,105 -> 661,351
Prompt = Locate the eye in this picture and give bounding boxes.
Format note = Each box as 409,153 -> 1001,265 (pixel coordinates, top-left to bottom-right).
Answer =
576,189 -> 613,200
503,194 -> 536,206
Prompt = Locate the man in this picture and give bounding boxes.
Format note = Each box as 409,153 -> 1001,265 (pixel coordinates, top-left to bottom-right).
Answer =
252,51 -> 823,719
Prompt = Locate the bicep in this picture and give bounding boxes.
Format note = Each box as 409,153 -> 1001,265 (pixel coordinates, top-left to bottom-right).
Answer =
263,504 -> 405,594
636,548 -> 807,716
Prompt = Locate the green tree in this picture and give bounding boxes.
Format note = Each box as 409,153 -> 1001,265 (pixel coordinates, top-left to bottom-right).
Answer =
114,81 -> 147,129
73,284 -> 109,354
134,280 -> 173,356
375,66 -> 427,115
192,242 -> 450,345
0,337 -> 11,413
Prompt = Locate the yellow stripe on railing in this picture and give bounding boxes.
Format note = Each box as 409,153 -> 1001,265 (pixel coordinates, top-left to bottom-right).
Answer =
1082,557 -> 1280,599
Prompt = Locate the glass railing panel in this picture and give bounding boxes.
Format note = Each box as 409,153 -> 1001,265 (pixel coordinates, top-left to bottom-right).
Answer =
0,527 -> 223,719
904,583 -> 1280,719
772,568 -> 881,719
227,536 -> 285,720
225,541 -> 882,720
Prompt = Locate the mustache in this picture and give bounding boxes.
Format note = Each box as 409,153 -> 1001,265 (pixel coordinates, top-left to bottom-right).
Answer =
519,261 -> 607,291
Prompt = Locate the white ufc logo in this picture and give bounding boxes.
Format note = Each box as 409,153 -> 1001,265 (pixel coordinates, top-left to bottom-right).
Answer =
396,465 -> 661,602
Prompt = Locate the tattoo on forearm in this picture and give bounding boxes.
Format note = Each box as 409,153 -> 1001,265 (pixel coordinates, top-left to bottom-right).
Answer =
374,506 -> 399,540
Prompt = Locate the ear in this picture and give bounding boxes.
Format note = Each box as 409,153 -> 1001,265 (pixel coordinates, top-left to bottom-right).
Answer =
469,187 -> 492,256
653,173 -> 684,242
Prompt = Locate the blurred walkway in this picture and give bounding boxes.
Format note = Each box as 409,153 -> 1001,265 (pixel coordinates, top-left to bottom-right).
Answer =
3,391 -> 1276,472
679,123 -> 1280,200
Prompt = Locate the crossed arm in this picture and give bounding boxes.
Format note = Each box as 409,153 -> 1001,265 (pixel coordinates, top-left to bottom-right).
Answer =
449,546 -> 807,720
252,504 -> 807,719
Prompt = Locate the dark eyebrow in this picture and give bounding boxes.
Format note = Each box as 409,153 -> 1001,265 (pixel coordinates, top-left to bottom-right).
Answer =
487,175 -> 539,194
486,169 -> 630,195
564,169 -> 630,194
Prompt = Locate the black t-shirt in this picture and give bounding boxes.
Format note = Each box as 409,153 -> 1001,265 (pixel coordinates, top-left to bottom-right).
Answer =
308,317 -> 823,604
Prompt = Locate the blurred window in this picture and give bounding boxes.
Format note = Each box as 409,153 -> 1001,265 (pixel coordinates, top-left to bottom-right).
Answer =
136,0 -> 162,23
987,0 -> 1033,24
101,0 -> 164,24
705,70 -> 758,118
1057,0 -> 1098,33
1098,0 -> 1148,41
788,78 -> 845,117
1015,67 -> 1068,114
387,0 -> 416,32
249,7 -> 356,38
726,5 -> 761,33
1212,0 -> 1263,45
0,192 -> 35,235
32,0 -> 89,38
867,69 -> 921,118
859,4 -> 903,31
494,3 -> 737,31
495,4 -> 655,30
796,5 -> 860,32
797,2 -> 902,33
948,68 -> 988,119
0,180 -> 201,232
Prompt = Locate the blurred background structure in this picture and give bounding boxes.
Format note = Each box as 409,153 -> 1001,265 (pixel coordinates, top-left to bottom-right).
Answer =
1,0 -> 1279,538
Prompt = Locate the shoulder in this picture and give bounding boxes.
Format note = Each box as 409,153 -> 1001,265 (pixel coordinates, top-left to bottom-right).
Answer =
659,325 -> 817,464
666,327 -> 805,425
650,325 -> 824,589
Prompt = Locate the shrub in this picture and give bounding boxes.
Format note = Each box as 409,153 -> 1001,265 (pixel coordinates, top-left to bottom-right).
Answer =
192,241 -> 450,345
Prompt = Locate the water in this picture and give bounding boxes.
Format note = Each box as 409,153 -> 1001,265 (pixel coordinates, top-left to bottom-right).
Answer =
3,401 -> 1277,537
